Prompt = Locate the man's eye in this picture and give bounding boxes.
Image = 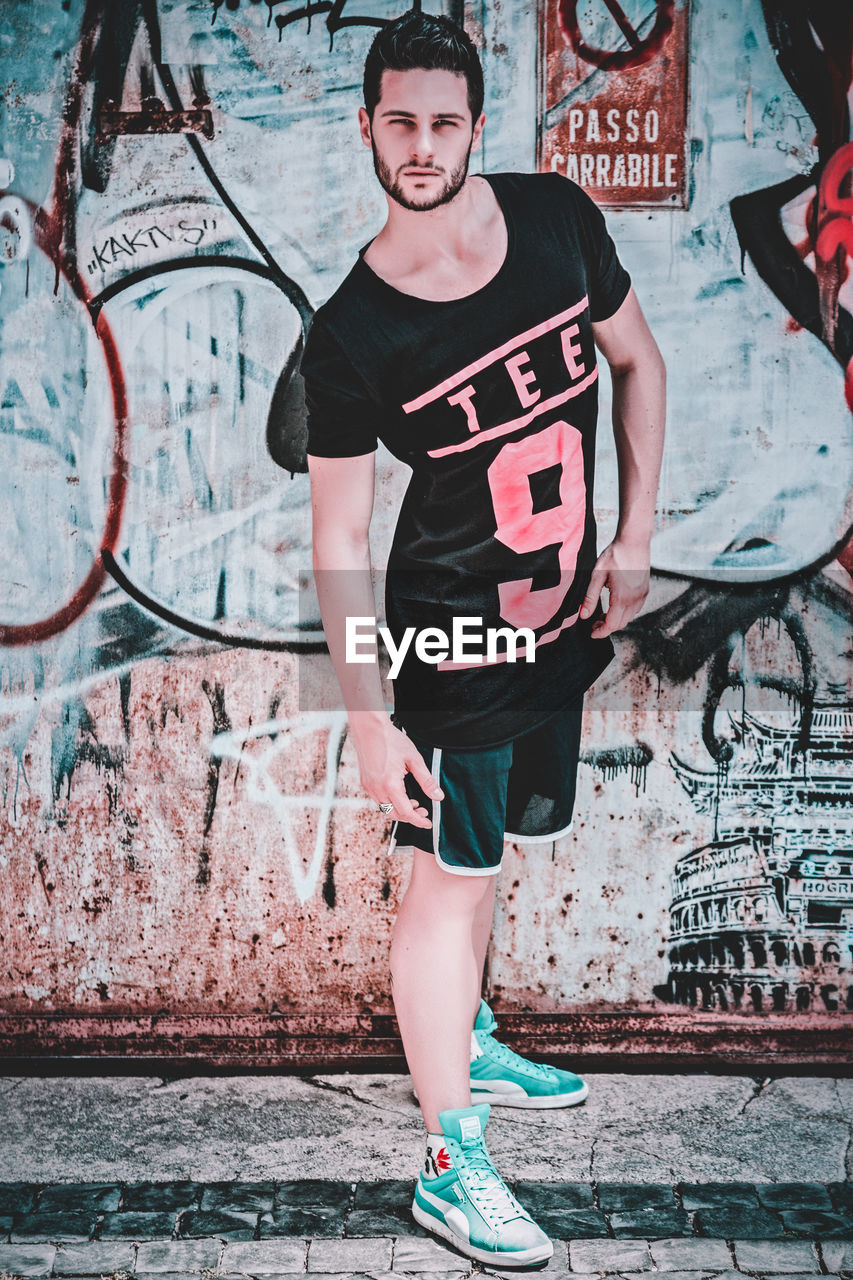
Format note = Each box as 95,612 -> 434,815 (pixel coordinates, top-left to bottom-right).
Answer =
435,120 -> 457,127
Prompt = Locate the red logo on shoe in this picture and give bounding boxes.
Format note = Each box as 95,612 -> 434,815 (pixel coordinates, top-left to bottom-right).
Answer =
436,1147 -> 451,1172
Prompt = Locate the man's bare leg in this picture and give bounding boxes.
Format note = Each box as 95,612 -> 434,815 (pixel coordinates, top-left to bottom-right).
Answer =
471,871 -> 498,1021
390,848 -> 499,1131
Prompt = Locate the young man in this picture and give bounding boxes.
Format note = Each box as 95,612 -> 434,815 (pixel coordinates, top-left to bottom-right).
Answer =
303,10 -> 665,1266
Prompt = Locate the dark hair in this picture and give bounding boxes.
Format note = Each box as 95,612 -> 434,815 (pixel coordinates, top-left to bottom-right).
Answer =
363,9 -> 484,123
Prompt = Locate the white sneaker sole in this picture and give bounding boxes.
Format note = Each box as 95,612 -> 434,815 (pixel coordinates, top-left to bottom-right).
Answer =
412,1198 -> 553,1267
469,1079 -> 589,1108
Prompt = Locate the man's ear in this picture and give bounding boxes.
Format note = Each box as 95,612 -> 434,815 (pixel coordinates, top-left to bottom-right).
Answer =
471,111 -> 486,154
358,106 -> 372,149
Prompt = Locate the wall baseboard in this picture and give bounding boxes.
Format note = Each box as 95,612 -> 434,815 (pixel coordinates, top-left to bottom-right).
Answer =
0,1008 -> 850,1074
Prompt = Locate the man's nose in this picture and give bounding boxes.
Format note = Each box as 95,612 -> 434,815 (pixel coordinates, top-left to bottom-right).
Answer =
409,125 -> 435,164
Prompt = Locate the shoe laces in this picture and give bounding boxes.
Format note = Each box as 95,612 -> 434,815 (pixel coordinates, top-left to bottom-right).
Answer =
457,1139 -> 525,1224
483,1035 -> 555,1079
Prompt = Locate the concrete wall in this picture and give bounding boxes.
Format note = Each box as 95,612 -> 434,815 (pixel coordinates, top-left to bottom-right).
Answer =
0,0 -> 851,1043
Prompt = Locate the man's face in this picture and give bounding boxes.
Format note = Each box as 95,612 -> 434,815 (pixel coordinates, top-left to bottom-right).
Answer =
359,68 -> 484,212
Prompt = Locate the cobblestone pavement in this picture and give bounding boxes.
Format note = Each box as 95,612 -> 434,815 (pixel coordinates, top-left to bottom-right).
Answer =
0,1181 -> 850,1279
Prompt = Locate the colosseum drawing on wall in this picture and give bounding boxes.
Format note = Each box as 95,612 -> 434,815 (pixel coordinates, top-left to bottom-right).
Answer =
656,698 -> 853,1014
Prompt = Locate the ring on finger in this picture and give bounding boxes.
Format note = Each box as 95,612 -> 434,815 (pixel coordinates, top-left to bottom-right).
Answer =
378,801 -> 394,814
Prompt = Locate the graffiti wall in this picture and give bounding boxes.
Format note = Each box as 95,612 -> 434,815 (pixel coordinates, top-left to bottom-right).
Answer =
0,0 -> 851,1054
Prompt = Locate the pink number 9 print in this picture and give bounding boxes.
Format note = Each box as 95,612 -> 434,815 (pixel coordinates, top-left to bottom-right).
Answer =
487,419 -> 586,631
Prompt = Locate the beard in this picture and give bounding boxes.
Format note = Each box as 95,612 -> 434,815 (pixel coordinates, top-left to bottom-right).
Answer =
371,139 -> 472,212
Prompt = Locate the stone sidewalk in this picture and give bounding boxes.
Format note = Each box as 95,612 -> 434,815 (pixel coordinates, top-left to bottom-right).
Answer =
2,1232 -> 853,1280
0,1072 -> 850,1279
1,1074 -> 850,1182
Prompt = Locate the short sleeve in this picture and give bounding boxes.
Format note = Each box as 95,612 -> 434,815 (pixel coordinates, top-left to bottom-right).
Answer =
552,175 -> 631,322
301,314 -> 379,458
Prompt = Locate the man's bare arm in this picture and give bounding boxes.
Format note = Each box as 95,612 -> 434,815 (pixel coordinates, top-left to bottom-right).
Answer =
308,452 -> 442,826
581,287 -> 666,638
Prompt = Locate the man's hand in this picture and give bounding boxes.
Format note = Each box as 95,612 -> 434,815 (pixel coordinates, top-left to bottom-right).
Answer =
351,714 -> 444,829
578,537 -> 650,638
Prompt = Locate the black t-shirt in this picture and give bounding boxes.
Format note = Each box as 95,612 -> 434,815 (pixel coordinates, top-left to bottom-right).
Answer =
302,172 -> 630,748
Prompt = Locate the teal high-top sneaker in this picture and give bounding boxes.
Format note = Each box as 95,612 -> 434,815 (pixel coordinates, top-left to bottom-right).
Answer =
412,1102 -> 552,1266
469,999 -> 589,1108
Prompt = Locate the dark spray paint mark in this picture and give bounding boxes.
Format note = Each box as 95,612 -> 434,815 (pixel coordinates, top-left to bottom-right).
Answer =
50,703 -> 125,812
583,743 -> 653,795
322,720 -> 349,909
119,671 -> 132,741
214,566 -> 227,622
628,580 -> 789,684
34,848 -> 54,905
322,850 -> 336,910
198,679 -> 232,886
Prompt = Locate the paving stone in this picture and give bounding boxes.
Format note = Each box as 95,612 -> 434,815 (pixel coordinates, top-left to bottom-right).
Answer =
261,1208 -> 347,1238
390,1271 -> 470,1280
610,1208 -> 691,1239
306,1275 -> 458,1280
684,1272 -> 745,1280
533,1208 -> 608,1238
300,1275 -> 426,1280
221,1238 -> 308,1271
346,1208 -> 429,1237
39,1186 -> 121,1214
733,1240 -> 820,1271
0,1185 -> 38,1215
393,1235 -> 473,1270
679,1183 -> 759,1210
761,1274 -> 842,1280
136,1238 -> 223,1272
823,1241 -> 853,1269
352,1181 -> 414,1211
779,1209 -> 853,1239
648,1240 -> 732,1270
52,1241 -> 136,1274
640,1273 -> 735,1280
98,1212 -> 178,1239
827,1184 -> 853,1212
640,1269 -> 732,1280
11,1213 -> 96,1243
514,1182 -> 594,1213
756,1185 -> 835,1212
0,1243 -> 56,1276
693,1206 -> 786,1238
307,1237 -> 393,1271
121,1184 -> 203,1213
597,1183 -> 677,1212
200,1183 -> 275,1214
569,1239 -> 653,1272
481,1245 -> 569,1277
277,1182 -> 354,1212
135,1274 -> 220,1280
177,1208 -> 258,1240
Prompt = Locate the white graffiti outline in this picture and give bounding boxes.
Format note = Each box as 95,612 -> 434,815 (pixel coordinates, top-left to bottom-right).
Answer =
210,710 -> 375,903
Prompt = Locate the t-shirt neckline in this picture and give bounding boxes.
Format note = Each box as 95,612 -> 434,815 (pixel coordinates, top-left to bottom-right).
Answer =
355,173 -> 514,306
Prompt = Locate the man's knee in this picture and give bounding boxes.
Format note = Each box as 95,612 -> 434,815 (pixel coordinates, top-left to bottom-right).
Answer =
407,849 -> 498,911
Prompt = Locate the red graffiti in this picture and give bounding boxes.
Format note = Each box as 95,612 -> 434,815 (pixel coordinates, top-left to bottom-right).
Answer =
558,0 -> 675,72
813,140 -> 853,372
0,0 -> 129,648
815,141 -> 853,261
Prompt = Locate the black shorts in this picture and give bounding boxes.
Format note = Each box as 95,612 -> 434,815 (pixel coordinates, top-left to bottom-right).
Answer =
390,692 -> 584,876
